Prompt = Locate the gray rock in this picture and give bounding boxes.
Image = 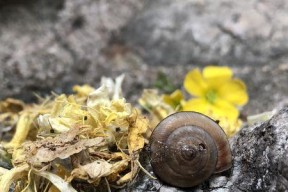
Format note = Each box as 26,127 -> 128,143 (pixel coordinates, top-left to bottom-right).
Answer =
0,0 -> 145,101
0,1 -> 288,191
0,0 -> 288,117
122,0 -> 288,66
121,107 -> 288,191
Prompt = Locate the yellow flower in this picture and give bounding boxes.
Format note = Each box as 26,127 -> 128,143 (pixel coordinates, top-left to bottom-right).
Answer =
209,113 -> 243,137
182,66 -> 248,136
162,89 -> 184,110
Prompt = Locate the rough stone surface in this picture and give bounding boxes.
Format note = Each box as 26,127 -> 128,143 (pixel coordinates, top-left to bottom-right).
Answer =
121,107 -> 288,191
0,1 -> 288,191
0,0 -> 146,101
0,0 -> 288,115
122,0 -> 288,66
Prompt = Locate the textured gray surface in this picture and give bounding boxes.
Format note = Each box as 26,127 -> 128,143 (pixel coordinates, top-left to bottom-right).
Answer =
0,1 -> 288,191
121,107 -> 288,191
0,0 -> 288,115
122,0 -> 288,66
0,0 -> 146,101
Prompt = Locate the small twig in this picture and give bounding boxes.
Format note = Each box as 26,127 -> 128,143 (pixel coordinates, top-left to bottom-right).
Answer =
104,177 -> 112,192
20,169 -> 32,192
136,160 -> 156,179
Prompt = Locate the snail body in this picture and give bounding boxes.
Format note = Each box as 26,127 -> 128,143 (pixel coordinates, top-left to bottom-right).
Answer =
149,112 -> 232,188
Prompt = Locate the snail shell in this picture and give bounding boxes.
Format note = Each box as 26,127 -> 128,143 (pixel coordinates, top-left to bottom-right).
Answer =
149,112 -> 232,188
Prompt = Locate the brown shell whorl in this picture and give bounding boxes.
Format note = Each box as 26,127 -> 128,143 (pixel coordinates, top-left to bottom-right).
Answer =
149,112 -> 232,188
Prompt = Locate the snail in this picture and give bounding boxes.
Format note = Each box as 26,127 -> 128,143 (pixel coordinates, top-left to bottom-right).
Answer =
149,111 -> 232,188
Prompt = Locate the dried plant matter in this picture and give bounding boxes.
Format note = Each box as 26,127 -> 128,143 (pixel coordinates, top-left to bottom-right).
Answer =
0,75 -> 149,191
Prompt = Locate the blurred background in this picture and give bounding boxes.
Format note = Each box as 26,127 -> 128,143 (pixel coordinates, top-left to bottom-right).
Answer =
0,0 -> 288,116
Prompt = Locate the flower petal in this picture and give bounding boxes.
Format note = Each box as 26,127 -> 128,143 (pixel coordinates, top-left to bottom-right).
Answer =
183,98 -> 239,121
182,98 -> 210,114
209,114 -> 242,137
162,89 -> 183,109
184,69 -> 207,97
203,66 -> 233,80
218,79 -> 248,106
212,99 -> 239,120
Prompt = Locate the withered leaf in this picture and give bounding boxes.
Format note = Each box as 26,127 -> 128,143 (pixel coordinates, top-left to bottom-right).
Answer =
24,128 -> 104,167
33,170 -> 77,192
69,160 -> 112,183
70,159 -> 129,184
0,164 -> 29,192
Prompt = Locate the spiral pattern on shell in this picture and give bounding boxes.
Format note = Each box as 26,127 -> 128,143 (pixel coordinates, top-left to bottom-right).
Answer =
149,112 -> 232,188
